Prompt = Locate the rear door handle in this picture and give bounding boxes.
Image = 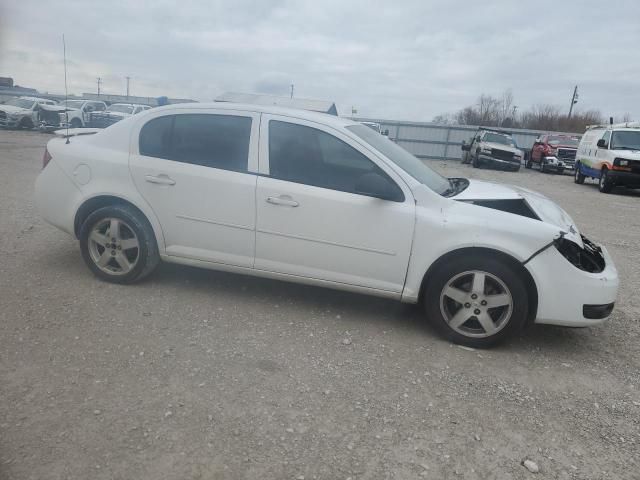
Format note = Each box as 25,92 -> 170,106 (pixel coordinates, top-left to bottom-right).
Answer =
266,195 -> 299,207
145,174 -> 176,186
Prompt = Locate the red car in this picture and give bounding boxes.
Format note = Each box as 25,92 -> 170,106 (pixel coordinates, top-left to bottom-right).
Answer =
527,134 -> 581,173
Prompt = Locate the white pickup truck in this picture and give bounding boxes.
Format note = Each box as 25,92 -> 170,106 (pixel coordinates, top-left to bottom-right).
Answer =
39,99 -> 108,131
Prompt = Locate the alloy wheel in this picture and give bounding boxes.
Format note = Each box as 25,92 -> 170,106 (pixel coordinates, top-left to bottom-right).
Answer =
439,270 -> 513,338
87,218 -> 140,275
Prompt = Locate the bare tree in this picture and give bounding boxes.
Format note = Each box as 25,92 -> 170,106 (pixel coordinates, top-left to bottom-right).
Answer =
446,91 -> 601,133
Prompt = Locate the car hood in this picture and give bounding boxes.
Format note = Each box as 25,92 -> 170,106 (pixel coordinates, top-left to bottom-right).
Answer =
96,111 -> 130,118
482,142 -> 521,154
0,105 -> 28,114
39,104 -> 78,113
452,179 -> 582,246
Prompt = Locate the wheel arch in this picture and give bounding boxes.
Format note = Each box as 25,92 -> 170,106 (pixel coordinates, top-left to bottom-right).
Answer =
417,247 -> 538,325
74,195 -> 164,249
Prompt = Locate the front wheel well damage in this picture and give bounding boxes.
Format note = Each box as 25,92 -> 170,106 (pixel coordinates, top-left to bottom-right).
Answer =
74,196 -> 149,239
418,247 -> 538,325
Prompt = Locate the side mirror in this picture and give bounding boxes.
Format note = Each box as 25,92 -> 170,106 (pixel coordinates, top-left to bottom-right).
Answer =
85,105 -> 94,112
597,139 -> 608,148
382,129 -> 389,136
476,136 -> 481,142
461,140 -> 470,151
355,172 -> 402,202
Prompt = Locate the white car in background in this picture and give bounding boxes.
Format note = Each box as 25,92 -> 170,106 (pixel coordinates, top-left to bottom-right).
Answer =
0,96 -> 57,129
88,103 -> 151,128
35,103 -> 618,347
39,99 -> 108,130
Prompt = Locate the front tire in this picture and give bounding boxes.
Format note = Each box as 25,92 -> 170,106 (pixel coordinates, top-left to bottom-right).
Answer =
79,205 -> 160,284
19,117 -> 34,130
423,255 -> 529,348
598,168 -> 613,193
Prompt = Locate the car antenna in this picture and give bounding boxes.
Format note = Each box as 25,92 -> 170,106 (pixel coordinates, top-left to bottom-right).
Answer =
63,34 -> 70,144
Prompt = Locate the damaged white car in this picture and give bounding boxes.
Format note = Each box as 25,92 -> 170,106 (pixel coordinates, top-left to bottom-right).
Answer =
34,103 -> 618,347
38,99 -> 107,131
0,96 -> 57,129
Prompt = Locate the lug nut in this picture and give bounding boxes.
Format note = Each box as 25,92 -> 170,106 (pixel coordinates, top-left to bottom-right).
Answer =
474,309 -> 481,315
111,250 -> 116,256
481,300 -> 487,306
464,302 -> 471,308
471,294 -> 478,300
117,245 -> 122,250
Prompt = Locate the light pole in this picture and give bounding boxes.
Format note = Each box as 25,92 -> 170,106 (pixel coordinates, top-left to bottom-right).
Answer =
126,76 -> 130,100
568,85 -> 578,119
97,77 -> 102,96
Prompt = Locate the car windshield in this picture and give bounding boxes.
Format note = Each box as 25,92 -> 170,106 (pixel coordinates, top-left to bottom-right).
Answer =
4,98 -> 35,109
611,131 -> 640,150
483,132 -> 515,147
347,124 -> 452,196
107,104 -> 134,114
547,136 -> 579,147
60,100 -> 85,109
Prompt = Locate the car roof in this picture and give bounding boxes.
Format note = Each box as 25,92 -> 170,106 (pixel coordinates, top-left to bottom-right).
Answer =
151,102 -> 359,128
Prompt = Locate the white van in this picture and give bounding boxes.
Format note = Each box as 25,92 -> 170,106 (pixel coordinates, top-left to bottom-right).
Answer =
574,122 -> 640,193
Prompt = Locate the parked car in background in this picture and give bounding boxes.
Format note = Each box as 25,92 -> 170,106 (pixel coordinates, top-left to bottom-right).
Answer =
88,103 -> 151,128
461,128 -> 523,171
39,99 -> 108,131
34,103 -> 618,347
575,122 -> 640,193
527,134 -> 580,173
0,96 -> 57,129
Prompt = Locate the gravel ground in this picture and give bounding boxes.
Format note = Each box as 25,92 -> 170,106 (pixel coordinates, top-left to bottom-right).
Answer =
0,130 -> 639,480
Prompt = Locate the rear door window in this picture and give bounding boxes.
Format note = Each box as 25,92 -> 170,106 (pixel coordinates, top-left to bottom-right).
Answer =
139,115 -> 174,159
139,114 -> 253,173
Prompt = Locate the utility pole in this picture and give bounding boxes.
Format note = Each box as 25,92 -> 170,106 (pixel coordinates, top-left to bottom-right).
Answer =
290,84 -> 294,99
96,77 -> 102,96
125,76 -> 131,100
568,85 -> 578,119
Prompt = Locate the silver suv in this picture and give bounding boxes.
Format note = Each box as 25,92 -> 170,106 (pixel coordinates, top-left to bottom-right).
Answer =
462,129 -> 523,171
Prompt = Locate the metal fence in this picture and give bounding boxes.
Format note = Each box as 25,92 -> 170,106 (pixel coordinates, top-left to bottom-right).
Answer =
353,117 -> 580,161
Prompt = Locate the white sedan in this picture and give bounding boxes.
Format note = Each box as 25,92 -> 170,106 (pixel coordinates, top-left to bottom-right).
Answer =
34,103 -> 618,347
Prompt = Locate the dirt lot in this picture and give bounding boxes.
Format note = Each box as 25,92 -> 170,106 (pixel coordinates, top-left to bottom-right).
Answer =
0,130 -> 638,480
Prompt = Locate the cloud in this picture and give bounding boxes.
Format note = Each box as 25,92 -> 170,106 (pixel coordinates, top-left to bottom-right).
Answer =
0,0 -> 638,120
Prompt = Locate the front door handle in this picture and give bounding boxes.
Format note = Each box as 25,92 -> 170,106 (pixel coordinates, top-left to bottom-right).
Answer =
145,174 -> 176,186
266,195 -> 299,207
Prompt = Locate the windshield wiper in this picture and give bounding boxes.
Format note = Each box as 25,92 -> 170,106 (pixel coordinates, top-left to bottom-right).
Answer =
612,146 -> 640,150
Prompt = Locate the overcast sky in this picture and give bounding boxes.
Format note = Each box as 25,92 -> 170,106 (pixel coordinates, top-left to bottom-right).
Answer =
1,0 -> 638,121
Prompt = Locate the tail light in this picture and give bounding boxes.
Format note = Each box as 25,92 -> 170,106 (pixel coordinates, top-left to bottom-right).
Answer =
42,148 -> 52,169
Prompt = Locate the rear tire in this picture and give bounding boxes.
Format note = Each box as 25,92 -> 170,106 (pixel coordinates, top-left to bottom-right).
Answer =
598,168 -> 613,193
574,163 -> 585,184
423,255 -> 529,348
79,205 -> 160,284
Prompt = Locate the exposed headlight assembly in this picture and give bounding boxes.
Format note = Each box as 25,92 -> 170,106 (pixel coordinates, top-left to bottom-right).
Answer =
554,235 -> 605,273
